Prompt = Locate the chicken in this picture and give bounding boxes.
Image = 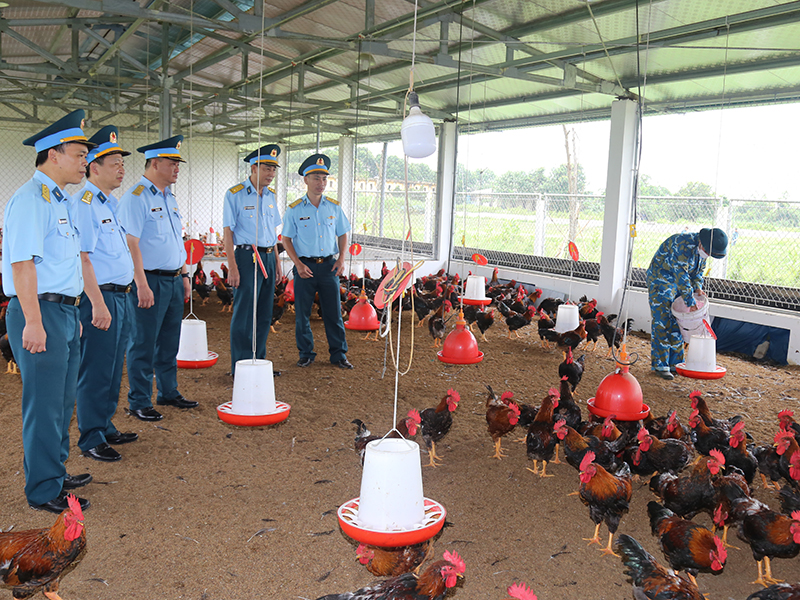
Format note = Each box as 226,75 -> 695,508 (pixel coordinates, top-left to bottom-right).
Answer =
779,485 -> 800,515
581,415 -> 623,443
270,292 -> 287,333
617,534 -> 703,600
711,466 -> 752,548
352,415 -> 420,466
558,348 -> 584,392
597,313 -> 633,358
647,501 -> 727,586
690,389 -> 742,432
555,321 -> 587,358
192,262 -> 210,305
486,385 -> 520,460
778,409 -> 800,439
688,409 -> 729,456
649,451 -> 725,520
554,420 -> 625,473
525,388 -> 560,477
0,494 -> 86,600
578,296 -> 599,320
554,376 -> 582,430
648,410 -> 690,442
583,317 -> 602,352
773,430 -> 800,487
474,309 -> 495,341
211,273 -> 232,312
636,428 -> 693,475
0,332 -> 18,375
503,582 -> 537,600
498,303 -> 535,339
729,493 -> 800,587
428,301 -> 451,348
537,296 -> 564,315
578,450 -> 633,556
316,550 -> 465,600
220,262 -> 229,284
356,540 -> 432,577
536,309 -> 556,349
416,389 -> 460,468
746,583 -> 800,600
721,420 -> 757,485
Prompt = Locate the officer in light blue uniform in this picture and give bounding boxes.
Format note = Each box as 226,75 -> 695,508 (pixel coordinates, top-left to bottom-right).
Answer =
222,144 -> 283,377
646,227 -> 728,380
281,154 -> 353,369
117,135 -> 197,421
73,125 -> 139,463
2,110 -> 95,513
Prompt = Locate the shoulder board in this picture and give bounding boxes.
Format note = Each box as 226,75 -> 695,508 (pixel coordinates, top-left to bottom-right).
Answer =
325,196 -> 339,205
288,198 -> 303,208
81,190 -> 93,205
229,183 -> 245,194
132,185 -> 145,196
268,186 -> 276,194
41,184 -> 50,203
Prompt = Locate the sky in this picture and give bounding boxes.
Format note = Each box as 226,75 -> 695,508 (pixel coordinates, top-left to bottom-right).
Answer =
385,102 -> 800,200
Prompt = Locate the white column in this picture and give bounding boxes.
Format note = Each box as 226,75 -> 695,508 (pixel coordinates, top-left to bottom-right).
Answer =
598,99 -> 639,309
338,136 -> 355,229
276,143 -> 289,212
435,120 -> 457,260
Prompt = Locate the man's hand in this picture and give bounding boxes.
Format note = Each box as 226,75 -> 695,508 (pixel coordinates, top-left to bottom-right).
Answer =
137,283 -> 155,308
22,322 -> 47,353
228,265 -> 241,288
92,302 -> 112,331
689,305 -> 699,312
296,262 -> 314,279
333,257 -> 345,277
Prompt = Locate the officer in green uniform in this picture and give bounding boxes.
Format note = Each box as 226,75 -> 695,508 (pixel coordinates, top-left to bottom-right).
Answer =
222,144 -> 283,377
281,154 -> 353,369
2,110 -> 95,513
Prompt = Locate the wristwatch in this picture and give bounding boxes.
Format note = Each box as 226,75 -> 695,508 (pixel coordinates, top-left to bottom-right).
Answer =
181,273 -> 190,279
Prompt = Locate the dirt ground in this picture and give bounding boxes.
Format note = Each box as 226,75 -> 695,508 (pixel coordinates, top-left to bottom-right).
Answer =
1,295 -> 799,600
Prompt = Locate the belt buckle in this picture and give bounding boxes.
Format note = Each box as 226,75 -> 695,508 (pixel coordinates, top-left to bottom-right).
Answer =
73,296 -> 81,307
124,285 -> 132,293
315,257 -> 324,263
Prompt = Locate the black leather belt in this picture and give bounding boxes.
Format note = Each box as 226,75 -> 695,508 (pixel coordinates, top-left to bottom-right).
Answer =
301,255 -> 333,263
99,283 -> 132,293
38,293 -> 80,307
145,269 -> 181,277
236,244 -> 273,253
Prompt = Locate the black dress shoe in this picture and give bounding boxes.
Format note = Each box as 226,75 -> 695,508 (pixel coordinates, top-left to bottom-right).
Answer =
273,369 -> 281,377
63,473 -> 93,490
129,407 -> 164,421
83,443 -> 122,462
30,491 -> 90,514
105,431 -> 138,445
297,357 -> 314,368
335,358 -> 354,369
157,394 -> 199,409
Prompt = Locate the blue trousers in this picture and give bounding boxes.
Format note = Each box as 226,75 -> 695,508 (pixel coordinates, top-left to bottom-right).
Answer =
127,273 -> 183,409
77,289 -> 133,451
7,298 -> 80,505
293,257 -> 347,363
647,274 -> 684,371
230,247 -> 276,374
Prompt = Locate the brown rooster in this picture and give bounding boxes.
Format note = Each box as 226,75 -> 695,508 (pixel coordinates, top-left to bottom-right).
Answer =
413,389 -> 460,467
428,300 -> 451,348
0,494 -> 86,600
525,388 -> 560,477
356,540 -> 433,577
617,534 -> 703,600
578,450 -> 632,556
486,385 -> 520,460
315,550 -> 465,600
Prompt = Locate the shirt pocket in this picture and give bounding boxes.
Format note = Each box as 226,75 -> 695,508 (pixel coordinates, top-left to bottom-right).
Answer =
54,221 -> 77,256
148,212 -> 169,235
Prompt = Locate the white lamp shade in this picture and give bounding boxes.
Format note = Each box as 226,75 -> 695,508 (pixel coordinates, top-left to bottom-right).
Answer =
401,106 -> 436,158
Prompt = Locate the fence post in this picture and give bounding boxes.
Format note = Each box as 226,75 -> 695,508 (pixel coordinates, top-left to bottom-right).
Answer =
534,193 -> 546,256
425,190 -> 434,243
379,141 -> 388,237
338,135 -> 356,232
435,120 -> 457,261
718,200 -> 733,280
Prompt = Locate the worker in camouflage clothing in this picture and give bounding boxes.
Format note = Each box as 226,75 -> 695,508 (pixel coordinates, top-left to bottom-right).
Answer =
646,227 -> 728,380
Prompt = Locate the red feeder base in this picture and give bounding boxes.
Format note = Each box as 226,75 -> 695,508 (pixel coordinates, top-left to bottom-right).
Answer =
345,297 -> 380,331
675,363 -> 727,380
587,367 -> 648,421
437,315 -> 484,365
216,401 -> 291,426
177,351 -> 219,369
338,497 -> 446,548
460,297 -> 491,306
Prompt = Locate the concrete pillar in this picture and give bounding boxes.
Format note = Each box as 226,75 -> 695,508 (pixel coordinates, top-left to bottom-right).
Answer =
338,136 -> 356,230
277,143 -> 289,212
435,120 -> 457,260
598,99 -> 639,309
534,193 -> 546,256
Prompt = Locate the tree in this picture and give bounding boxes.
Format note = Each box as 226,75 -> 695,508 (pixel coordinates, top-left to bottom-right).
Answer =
637,174 -> 671,197
542,163 -> 587,195
677,181 -> 715,198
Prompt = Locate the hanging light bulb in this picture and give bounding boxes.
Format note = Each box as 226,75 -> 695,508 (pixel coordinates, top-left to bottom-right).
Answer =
401,91 -> 436,159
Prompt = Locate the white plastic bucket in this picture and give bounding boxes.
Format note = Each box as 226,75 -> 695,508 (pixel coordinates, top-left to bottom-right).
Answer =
685,336 -> 717,372
464,275 -> 487,301
176,319 -> 209,361
231,359 -> 276,415
671,294 -> 710,343
357,438 -> 425,530
554,304 -> 580,334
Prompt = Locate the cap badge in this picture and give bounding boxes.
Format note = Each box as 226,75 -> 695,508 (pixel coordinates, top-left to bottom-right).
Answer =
270,149 -> 277,157
176,140 -> 181,149
109,131 -> 117,144
316,157 -> 324,165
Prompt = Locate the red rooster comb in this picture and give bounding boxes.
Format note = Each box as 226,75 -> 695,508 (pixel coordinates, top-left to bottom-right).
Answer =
446,388 -> 461,406
443,550 -> 466,573
561,375 -> 569,381
709,448 -> 726,467
637,427 -> 648,442
711,537 -> 727,570
407,408 -> 421,424
689,390 -> 702,399
500,391 -> 514,402
508,403 -> 521,418
579,451 -> 596,471
779,409 -> 794,418
507,582 -> 538,600
548,387 -> 559,397
67,494 -> 84,520
731,421 -> 745,435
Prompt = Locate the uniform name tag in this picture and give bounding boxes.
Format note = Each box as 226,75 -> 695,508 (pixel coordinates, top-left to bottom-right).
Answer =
244,206 -> 255,210
102,218 -> 112,224
151,207 -> 163,213
299,216 -> 311,221
58,218 -> 67,224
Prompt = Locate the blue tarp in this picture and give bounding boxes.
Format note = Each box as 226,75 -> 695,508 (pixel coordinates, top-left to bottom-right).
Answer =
711,316 -> 789,365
